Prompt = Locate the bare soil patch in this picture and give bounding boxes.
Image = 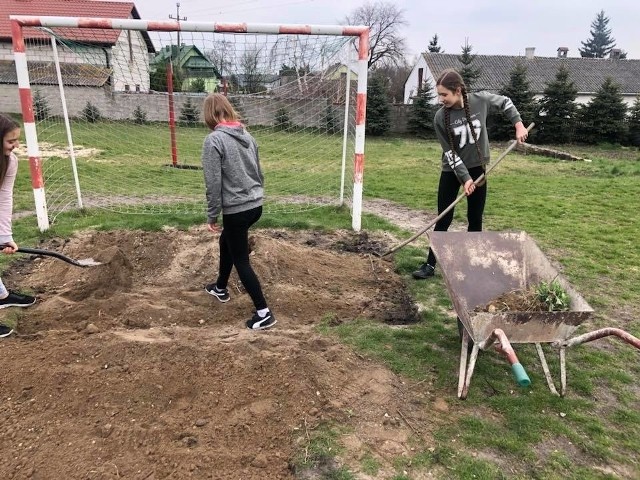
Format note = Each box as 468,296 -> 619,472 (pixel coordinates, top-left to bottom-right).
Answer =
0,227 -> 440,479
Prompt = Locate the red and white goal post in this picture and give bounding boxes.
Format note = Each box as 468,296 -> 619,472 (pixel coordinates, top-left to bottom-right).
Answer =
9,16 -> 369,231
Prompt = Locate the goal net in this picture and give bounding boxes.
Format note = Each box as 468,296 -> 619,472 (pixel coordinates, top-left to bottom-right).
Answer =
9,16 -> 369,231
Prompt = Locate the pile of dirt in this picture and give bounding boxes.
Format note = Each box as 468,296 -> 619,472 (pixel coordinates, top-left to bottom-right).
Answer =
0,227 -> 437,479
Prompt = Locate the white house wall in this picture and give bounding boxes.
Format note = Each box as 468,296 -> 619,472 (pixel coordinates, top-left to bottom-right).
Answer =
404,55 -> 426,104
110,29 -> 150,93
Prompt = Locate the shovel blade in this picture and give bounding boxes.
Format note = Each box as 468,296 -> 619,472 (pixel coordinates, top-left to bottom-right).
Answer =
77,258 -> 102,267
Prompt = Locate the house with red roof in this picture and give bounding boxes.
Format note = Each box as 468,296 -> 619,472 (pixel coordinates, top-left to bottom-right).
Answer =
0,0 -> 155,93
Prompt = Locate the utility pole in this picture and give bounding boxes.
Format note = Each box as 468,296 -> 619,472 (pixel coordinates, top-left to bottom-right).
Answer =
169,2 -> 187,58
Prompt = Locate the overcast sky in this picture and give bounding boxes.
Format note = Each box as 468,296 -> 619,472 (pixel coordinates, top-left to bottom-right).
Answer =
130,0 -> 639,61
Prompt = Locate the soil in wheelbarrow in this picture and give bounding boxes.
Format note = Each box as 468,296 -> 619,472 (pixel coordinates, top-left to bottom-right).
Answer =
0,227 -> 433,480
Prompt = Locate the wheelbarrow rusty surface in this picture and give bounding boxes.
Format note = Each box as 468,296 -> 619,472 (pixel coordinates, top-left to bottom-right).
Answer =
429,231 -> 593,345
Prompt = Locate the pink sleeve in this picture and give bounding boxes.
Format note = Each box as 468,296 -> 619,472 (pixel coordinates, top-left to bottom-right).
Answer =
0,153 -> 18,244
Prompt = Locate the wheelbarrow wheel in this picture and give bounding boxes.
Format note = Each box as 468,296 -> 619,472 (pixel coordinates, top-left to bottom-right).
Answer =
458,317 -> 475,354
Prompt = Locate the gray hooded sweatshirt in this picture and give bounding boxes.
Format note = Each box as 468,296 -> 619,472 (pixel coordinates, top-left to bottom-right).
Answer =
201,124 -> 264,224
434,91 -> 523,184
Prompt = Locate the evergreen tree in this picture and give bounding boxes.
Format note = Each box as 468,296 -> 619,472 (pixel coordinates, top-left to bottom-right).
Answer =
132,105 -> 148,125
488,61 -> 536,141
578,77 -> 627,144
324,104 -> 339,134
274,107 -> 292,131
428,34 -> 443,53
150,62 -> 182,92
457,39 -> 481,91
81,102 -> 102,123
628,95 -> 640,147
579,10 -> 617,58
407,79 -> 437,138
32,89 -> 50,121
534,66 -> 578,144
179,97 -> 200,126
365,74 -> 390,136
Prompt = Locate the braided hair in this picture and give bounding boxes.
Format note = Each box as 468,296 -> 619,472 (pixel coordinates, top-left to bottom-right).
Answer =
436,69 -> 483,163
0,114 -> 20,187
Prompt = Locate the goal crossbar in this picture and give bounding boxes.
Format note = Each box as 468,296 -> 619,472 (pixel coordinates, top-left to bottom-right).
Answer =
10,15 -> 369,231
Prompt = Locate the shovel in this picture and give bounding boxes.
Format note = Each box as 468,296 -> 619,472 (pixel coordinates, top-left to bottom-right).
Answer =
11,246 -> 103,267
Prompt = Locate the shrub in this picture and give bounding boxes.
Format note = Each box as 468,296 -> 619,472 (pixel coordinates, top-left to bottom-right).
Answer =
274,107 -> 292,131
179,97 -> 199,126
132,105 -> 148,124
324,105 -> 339,134
33,90 -> 50,121
82,102 -> 102,123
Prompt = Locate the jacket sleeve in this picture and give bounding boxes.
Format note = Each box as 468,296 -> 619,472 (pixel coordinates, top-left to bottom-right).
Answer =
201,136 -> 223,223
434,113 -> 472,184
0,154 -> 17,244
482,91 -> 523,125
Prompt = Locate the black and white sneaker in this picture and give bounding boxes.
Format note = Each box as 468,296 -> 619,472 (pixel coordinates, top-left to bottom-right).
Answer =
0,291 -> 36,309
412,263 -> 435,280
0,324 -> 14,338
246,311 -> 277,330
205,283 -> 230,303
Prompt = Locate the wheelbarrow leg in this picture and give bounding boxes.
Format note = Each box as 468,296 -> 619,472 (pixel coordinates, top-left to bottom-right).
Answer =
458,329 -> 470,398
459,338 -> 481,399
535,343 -> 559,396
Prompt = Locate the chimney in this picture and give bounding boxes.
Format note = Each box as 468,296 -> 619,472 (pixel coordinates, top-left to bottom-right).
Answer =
557,47 -> 568,58
525,47 -> 535,59
610,48 -> 621,59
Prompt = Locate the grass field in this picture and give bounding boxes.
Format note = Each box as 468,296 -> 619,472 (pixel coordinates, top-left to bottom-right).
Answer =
6,125 -> 640,479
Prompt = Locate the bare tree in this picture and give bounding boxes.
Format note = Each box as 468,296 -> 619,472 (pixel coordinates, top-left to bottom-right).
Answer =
240,46 -> 266,93
373,59 -> 411,103
344,1 -> 408,69
204,40 -> 235,79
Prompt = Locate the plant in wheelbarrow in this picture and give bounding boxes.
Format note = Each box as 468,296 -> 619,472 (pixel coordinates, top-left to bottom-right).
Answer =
535,279 -> 571,312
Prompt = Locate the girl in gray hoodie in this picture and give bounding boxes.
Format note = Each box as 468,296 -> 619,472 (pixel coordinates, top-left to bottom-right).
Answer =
412,69 -> 528,280
201,93 -> 276,330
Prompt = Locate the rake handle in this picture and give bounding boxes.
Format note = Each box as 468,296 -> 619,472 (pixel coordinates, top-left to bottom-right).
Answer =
380,123 -> 535,257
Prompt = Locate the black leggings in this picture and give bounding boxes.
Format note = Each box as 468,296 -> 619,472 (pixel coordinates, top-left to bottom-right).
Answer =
216,206 -> 267,311
426,166 -> 487,267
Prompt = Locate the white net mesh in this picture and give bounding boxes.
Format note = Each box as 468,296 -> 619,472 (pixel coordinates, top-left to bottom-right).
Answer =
18,25 -> 360,221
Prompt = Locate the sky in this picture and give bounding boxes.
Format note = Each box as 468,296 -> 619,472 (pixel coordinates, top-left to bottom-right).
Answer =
130,0 -> 640,61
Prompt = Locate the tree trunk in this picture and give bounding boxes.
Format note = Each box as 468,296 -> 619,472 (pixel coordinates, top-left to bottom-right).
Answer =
515,143 -> 589,162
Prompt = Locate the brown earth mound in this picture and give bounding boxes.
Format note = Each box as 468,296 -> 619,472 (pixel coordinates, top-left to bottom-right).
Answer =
0,227 -> 441,479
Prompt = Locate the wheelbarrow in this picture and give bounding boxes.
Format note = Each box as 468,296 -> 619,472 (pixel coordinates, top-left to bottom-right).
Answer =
429,231 -> 640,399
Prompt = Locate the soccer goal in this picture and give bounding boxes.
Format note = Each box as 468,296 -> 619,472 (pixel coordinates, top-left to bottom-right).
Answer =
9,16 -> 369,231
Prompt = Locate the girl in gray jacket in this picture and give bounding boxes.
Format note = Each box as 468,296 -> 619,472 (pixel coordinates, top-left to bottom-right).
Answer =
201,93 -> 275,330
413,69 -> 528,279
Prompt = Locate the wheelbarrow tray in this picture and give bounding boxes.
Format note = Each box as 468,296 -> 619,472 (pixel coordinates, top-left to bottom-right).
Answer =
429,231 -> 593,345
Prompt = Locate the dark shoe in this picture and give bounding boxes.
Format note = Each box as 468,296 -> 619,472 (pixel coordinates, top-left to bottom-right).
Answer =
246,311 -> 277,330
412,263 -> 435,279
205,283 -> 230,303
0,291 -> 36,309
0,324 -> 14,338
